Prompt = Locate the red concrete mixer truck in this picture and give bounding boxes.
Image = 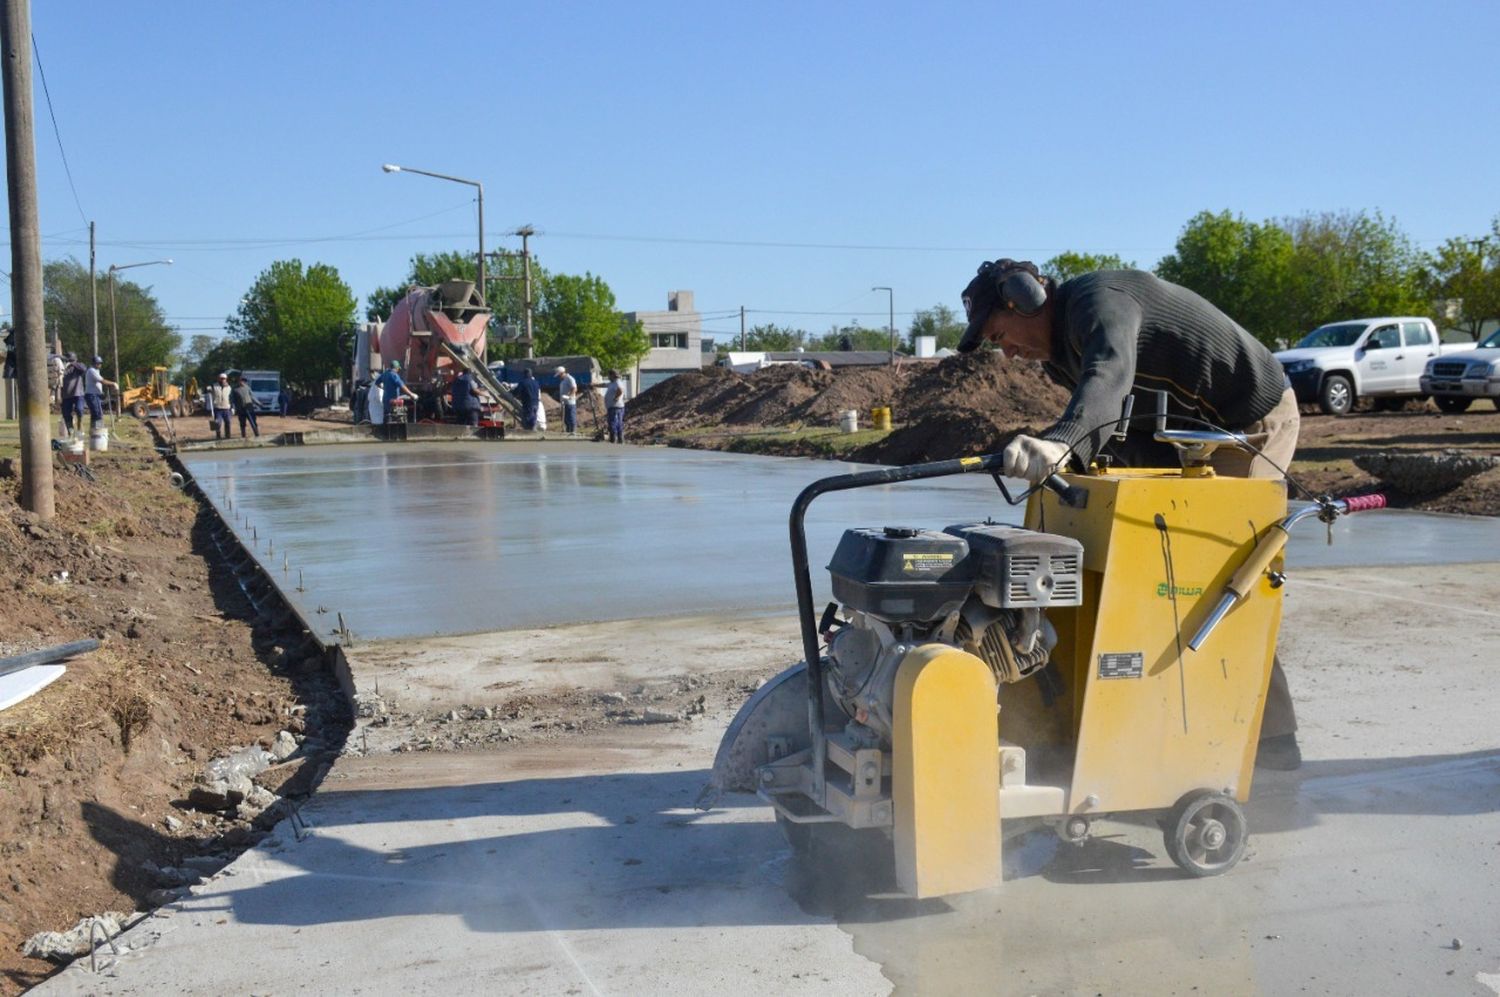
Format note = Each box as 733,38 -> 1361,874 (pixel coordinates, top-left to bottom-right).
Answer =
364,279 -> 521,426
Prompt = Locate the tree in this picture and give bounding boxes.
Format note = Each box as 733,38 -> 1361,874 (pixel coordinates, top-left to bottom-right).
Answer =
534,271 -> 649,374
907,304 -> 965,351
227,260 -> 356,392
1419,232 -> 1500,339
175,333 -> 217,382
1155,210 -> 1297,346
808,322 -> 894,352
1280,210 -> 1427,334
735,323 -> 808,352
1042,251 -> 1136,284
192,338 -> 247,391
43,258 -> 179,376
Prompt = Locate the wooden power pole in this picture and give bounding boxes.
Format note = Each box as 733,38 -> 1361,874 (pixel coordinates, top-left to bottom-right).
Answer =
2,0 -> 54,519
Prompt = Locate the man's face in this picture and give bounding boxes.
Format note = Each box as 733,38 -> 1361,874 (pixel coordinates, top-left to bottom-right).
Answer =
981,308 -> 1051,360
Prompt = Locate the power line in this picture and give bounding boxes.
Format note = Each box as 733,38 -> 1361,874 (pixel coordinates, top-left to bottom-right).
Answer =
29,34 -> 86,226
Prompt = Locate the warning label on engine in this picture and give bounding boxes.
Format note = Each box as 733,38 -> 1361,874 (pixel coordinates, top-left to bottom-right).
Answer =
1098,652 -> 1144,679
901,552 -> 954,575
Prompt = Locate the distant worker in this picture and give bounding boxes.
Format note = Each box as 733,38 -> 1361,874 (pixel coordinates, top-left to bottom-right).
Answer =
556,365 -> 578,436
957,258 -> 1302,769
516,367 -> 541,431
231,374 -> 261,439
277,386 -> 291,417
209,372 -> 234,440
59,352 -> 87,436
604,370 -> 626,444
450,368 -> 480,428
366,377 -> 385,426
84,356 -> 118,429
377,360 -> 418,424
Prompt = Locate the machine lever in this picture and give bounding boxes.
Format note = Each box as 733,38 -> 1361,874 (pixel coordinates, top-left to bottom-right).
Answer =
1188,493 -> 1386,652
1043,473 -> 1088,508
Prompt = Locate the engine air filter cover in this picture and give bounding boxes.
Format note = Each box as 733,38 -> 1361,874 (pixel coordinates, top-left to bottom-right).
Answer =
828,527 -> 972,622
945,523 -> 1084,608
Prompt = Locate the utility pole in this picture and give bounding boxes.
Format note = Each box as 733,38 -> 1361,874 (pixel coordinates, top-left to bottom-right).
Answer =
3,0 -> 54,519
516,226 -> 534,360
740,306 -> 746,351
873,286 -> 895,364
88,220 -> 97,359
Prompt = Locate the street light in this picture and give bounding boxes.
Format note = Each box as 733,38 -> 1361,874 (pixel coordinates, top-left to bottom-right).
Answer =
382,163 -> 485,302
107,259 -> 172,390
872,286 -> 894,363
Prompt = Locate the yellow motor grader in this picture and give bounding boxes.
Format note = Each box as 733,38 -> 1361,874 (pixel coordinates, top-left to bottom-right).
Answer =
121,366 -> 187,418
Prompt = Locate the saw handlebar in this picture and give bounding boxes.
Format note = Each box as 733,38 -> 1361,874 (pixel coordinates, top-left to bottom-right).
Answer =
1188,493 -> 1386,652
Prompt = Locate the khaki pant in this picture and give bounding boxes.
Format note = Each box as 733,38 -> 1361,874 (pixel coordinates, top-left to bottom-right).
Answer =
1209,387 -> 1299,738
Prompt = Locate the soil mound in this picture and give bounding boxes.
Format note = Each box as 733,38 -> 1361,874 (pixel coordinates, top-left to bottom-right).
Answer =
630,351 -> 1070,462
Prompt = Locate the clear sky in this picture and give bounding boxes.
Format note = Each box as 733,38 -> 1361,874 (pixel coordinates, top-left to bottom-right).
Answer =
8,0 -> 1499,346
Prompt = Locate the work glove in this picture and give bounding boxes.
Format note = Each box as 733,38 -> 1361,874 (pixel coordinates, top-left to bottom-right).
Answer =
1001,435 -> 1072,484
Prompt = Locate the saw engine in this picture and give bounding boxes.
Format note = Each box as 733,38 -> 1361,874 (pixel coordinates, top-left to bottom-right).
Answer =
823,523 -> 1084,741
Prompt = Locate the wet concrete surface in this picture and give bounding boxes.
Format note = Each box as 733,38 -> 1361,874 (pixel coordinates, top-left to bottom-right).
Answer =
182,441 -> 1500,643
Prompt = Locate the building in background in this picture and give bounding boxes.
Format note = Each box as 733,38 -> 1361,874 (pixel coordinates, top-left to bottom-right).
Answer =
625,291 -> 705,395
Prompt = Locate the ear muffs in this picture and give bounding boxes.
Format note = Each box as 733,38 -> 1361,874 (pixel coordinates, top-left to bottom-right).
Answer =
998,267 -> 1048,317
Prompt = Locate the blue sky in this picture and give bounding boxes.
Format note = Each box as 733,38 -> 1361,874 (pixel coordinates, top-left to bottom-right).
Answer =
9,0 -> 1499,345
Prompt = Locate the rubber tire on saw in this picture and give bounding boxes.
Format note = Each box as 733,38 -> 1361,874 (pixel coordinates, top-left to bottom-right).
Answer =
1163,789 -> 1248,878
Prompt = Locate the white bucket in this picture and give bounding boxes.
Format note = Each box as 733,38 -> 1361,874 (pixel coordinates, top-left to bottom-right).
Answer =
839,409 -> 859,434
62,436 -> 86,464
90,426 -> 109,452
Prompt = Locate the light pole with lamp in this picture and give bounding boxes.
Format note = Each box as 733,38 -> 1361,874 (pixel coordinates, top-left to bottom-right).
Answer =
382,164 -> 485,302
107,259 -> 172,395
872,286 -> 895,363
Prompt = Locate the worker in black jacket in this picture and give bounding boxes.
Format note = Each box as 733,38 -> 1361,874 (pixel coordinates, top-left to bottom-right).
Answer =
958,259 -> 1302,769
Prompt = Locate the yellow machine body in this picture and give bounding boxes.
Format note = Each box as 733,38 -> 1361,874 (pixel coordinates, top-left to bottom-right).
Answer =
891,644 -> 1000,898
1025,468 -> 1287,812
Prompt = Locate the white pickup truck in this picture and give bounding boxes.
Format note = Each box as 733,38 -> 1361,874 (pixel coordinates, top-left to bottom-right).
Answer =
1420,328 -> 1500,413
1274,317 -> 1475,415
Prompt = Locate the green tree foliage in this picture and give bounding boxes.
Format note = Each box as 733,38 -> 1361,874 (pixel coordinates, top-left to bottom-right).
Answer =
1155,210 -> 1296,345
808,323 -> 895,352
1279,210 -> 1427,333
175,333 -> 217,382
43,258 -> 179,377
1156,209 -> 1429,347
227,260 -> 356,392
1417,231 -> 1500,340
734,323 -> 808,352
192,338 -> 247,391
907,304 -> 965,351
1042,251 -> 1136,284
534,272 -> 649,374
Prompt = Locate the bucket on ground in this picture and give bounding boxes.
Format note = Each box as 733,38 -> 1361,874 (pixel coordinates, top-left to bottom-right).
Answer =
61,437 -> 86,464
89,426 -> 109,452
871,406 -> 892,431
840,409 -> 859,434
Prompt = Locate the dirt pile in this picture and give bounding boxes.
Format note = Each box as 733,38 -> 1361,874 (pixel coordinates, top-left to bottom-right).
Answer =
629,352 -> 1070,455
0,424 -> 349,993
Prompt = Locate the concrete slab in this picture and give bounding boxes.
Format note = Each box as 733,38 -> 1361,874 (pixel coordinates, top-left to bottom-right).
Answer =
38,562 -> 1500,996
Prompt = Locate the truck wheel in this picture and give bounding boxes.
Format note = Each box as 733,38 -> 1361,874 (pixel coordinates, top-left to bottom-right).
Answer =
1318,374 -> 1353,416
130,402 -> 147,418
1163,789 -> 1247,878
1435,396 -> 1472,414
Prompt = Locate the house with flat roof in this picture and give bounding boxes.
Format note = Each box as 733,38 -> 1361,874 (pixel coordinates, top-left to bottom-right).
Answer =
624,291 -> 705,394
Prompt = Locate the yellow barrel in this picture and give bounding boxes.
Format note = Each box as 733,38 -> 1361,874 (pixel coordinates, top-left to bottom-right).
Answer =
871,406 -> 893,431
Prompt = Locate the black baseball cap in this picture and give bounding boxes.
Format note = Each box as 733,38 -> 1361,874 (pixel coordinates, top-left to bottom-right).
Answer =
957,259 -> 1048,353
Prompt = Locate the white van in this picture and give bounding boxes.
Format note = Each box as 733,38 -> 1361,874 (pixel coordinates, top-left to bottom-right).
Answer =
238,370 -> 282,413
